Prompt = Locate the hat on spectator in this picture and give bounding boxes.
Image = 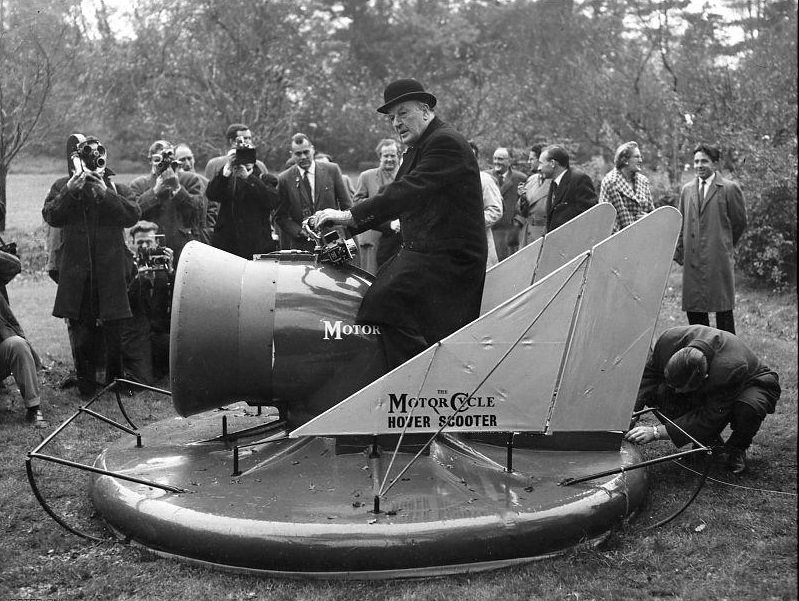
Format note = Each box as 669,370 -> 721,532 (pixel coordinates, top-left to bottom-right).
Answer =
377,79 -> 437,114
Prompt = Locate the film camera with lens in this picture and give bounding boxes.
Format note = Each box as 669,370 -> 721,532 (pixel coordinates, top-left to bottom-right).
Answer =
153,148 -> 180,176
67,133 -> 107,175
234,136 -> 257,166
136,244 -> 171,272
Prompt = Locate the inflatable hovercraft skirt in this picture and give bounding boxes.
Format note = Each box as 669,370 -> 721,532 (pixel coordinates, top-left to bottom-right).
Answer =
84,206 -> 683,578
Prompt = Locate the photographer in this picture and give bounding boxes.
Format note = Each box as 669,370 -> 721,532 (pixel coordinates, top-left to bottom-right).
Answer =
206,138 -> 279,259
204,123 -> 269,180
130,140 -> 208,263
42,135 -> 140,398
121,221 -> 174,384
0,248 -> 46,428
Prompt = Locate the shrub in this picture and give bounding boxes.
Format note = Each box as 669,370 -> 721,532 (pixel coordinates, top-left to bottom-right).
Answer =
737,179 -> 797,289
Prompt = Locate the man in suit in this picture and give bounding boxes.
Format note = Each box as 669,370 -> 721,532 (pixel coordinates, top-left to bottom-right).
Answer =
489,147 -> 527,261
539,144 -> 597,232
275,132 -> 353,251
674,144 -> 747,334
311,79 -> 487,368
130,140 -> 208,262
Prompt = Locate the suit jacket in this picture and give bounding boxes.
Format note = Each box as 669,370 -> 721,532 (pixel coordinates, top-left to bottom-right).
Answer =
546,167 -> 597,232
275,161 -> 353,250
129,171 -> 208,261
675,172 -> 747,312
43,175 -> 140,320
636,325 -> 779,447
350,117 -> 487,346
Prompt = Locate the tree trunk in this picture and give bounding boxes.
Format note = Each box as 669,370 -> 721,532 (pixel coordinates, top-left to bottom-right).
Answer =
0,164 -> 7,232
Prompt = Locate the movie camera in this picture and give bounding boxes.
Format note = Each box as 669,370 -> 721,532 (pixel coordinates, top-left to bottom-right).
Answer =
234,136 -> 257,166
67,133 -> 107,175
152,148 -> 180,176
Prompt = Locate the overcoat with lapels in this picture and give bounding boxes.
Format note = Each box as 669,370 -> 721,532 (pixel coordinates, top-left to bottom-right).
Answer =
349,116 -> 487,345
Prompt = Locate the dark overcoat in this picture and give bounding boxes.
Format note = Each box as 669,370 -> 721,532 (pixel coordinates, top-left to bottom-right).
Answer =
636,325 -> 779,447
129,171 -> 208,261
206,166 -> 279,259
546,167 -> 597,232
675,173 -> 747,312
350,117 -> 487,345
42,175 -> 140,320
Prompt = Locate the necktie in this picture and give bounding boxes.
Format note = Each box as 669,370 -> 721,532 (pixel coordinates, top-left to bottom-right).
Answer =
699,179 -> 706,201
548,180 -> 558,203
301,170 -> 313,217
498,173 -> 504,188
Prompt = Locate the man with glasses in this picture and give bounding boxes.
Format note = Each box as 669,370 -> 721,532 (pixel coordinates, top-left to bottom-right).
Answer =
311,79 -> 486,368
130,140 -> 208,261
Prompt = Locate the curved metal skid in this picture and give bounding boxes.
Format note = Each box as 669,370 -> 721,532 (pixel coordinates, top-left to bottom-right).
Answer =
90,406 -> 647,574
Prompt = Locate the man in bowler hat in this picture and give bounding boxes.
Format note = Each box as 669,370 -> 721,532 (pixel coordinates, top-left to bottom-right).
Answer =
312,78 -> 487,368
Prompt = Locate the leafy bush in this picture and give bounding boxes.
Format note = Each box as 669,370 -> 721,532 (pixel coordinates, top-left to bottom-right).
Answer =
737,179 -> 797,289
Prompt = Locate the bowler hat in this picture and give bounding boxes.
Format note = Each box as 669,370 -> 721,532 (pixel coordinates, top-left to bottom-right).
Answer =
377,79 -> 437,114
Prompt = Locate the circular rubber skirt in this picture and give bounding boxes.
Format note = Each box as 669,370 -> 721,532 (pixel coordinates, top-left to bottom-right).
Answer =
90,404 -> 647,578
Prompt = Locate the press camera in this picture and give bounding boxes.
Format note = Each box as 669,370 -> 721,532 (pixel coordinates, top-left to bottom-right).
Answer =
234,136 -> 257,166
136,240 -> 171,272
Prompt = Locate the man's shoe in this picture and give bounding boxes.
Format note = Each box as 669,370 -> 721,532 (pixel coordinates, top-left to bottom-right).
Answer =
726,447 -> 747,475
25,407 -> 49,429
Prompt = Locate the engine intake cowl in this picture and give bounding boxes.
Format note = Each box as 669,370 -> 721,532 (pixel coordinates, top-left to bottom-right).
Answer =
170,242 -> 387,427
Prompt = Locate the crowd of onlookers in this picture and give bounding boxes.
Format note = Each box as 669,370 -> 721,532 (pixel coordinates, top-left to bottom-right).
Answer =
0,116 -> 753,439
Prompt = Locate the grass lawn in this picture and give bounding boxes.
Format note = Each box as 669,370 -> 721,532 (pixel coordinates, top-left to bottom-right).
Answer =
0,173 -> 796,601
